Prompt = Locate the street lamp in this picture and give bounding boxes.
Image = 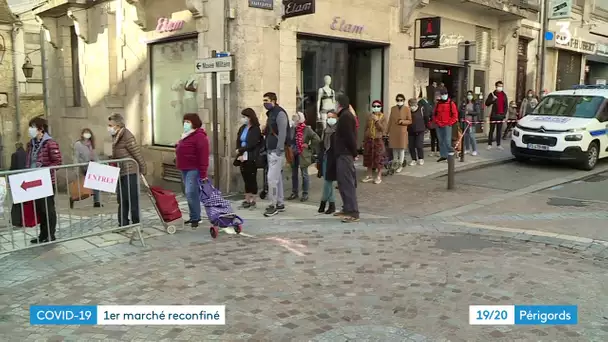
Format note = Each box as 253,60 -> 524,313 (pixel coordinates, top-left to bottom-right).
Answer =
22,57 -> 34,79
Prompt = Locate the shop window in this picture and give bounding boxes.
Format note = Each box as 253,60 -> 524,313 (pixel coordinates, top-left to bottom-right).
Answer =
149,38 -> 198,146
70,26 -> 81,107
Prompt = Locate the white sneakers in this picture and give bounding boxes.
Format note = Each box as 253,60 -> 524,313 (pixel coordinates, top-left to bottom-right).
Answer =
418,159 -> 424,165
487,145 -> 493,150
471,151 -> 478,156
362,176 -> 373,183
497,146 -> 504,150
373,177 -> 382,184
408,161 -> 417,166
396,167 -> 403,173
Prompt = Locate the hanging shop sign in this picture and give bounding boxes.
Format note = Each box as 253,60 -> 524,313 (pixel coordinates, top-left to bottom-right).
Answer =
249,0 -> 273,10
330,17 -> 364,34
282,0 -> 315,19
549,34 -> 597,54
419,17 -> 441,49
549,0 -> 573,20
156,18 -> 185,33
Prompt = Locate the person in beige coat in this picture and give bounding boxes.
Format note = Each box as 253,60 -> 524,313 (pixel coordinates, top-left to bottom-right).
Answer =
387,93 -> 412,173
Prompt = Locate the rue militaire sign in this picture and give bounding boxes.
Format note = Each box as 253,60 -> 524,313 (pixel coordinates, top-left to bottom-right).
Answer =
419,17 -> 441,49
249,0 -> 273,10
195,56 -> 234,73
282,0 -> 315,20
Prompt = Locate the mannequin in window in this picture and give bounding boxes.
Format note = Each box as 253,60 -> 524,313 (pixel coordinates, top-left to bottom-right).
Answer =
317,75 -> 336,129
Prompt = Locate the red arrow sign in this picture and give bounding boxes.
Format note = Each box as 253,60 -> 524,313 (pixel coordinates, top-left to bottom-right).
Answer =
21,179 -> 42,191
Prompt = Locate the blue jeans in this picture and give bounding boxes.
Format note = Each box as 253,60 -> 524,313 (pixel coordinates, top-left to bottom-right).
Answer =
321,156 -> 335,202
464,124 -> 478,152
291,155 -> 310,195
436,126 -> 453,158
181,170 -> 201,221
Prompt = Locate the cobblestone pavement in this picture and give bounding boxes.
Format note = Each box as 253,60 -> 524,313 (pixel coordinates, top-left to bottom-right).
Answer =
1,223 -> 607,341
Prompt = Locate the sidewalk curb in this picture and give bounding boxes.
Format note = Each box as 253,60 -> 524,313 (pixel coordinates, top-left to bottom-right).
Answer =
427,156 -> 514,178
427,163 -> 608,218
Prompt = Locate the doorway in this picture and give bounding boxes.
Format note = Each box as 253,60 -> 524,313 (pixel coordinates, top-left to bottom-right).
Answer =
298,35 -> 385,142
516,38 -> 530,106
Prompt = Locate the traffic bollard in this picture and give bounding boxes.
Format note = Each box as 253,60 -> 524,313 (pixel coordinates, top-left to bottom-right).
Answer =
447,152 -> 455,190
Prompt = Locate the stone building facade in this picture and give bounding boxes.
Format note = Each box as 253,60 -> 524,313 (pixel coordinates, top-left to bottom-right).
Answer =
32,0 -> 540,191
0,0 -> 44,169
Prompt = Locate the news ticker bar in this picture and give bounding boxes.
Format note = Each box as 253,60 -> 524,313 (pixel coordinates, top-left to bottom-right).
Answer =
30,305 -> 225,325
30,304 -> 577,326
469,305 -> 577,325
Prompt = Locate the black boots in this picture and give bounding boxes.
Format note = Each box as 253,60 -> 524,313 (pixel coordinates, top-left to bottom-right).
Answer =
318,201 -> 326,213
325,202 -> 336,214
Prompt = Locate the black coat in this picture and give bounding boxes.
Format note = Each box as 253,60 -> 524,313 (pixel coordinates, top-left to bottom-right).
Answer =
235,125 -> 262,162
10,148 -> 27,170
317,131 -> 337,182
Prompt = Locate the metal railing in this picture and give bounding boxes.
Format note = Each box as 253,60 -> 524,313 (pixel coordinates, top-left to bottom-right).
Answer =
0,158 -> 146,255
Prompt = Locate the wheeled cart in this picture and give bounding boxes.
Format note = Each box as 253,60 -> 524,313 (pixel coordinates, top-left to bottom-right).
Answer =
140,176 -> 184,234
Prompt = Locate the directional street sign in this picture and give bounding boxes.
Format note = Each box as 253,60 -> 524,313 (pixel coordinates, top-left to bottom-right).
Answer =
8,168 -> 54,204
549,0 -> 572,20
195,56 -> 234,73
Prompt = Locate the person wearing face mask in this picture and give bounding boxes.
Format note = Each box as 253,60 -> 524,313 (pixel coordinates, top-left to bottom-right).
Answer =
460,91 -> 480,156
235,108 -> 262,208
407,98 -> 429,165
108,112 -> 148,229
175,113 -> 209,227
387,94 -> 412,173
484,80 -> 509,150
503,100 -> 519,139
519,89 -> 538,118
25,116 -> 63,244
431,89 -> 458,162
287,112 -> 320,202
316,111 -> 338,214
72,128 -> 101,208
262,92 -> 291,217
362,100 -> 388,184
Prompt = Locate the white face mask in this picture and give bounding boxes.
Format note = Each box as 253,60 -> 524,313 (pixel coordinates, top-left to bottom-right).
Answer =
327,118 -> 337,126
28,126 -> 38,139
467,95 -> 473,100
372,107 -> 381,113
108,126 -> 117,136
83,132 -> 92,139
410,106 -> 418,112
241,117 -> 249,125
496,87 -> 503,92
440,95 -> 448,101
397,101 -> 404,107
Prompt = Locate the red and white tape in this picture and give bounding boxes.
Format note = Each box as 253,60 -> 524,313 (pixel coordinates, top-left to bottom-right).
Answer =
462,119 -> 519,124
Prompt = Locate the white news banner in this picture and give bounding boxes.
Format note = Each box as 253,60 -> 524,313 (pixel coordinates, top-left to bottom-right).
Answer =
83,162 -> 120,193
8,168 -> 54,204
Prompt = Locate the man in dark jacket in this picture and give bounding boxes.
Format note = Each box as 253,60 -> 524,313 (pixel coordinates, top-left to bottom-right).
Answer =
10,142 -> 27,170
333,95 -> 359,223
484,80 -> 509,150
263,92 -> 290,217
407,98 -> 429,165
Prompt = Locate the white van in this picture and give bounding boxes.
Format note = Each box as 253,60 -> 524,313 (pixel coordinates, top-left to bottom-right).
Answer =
511,85 -> 608,170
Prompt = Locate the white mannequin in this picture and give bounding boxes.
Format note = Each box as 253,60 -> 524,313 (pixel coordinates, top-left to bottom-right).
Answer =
317,75 -> 336,128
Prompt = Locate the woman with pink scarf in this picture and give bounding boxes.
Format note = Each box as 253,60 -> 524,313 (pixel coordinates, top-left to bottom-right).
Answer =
287,112 -> 320,202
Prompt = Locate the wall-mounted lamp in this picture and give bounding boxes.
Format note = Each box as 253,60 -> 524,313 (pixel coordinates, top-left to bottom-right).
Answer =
22,57 -> 34,79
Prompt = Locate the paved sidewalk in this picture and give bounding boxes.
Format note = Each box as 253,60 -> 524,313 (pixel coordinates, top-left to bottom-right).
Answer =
355,140 -> 513,178
0,219 -> 606,341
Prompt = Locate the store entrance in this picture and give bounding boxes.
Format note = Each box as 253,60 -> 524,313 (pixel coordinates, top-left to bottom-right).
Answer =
297,36 -> 385,141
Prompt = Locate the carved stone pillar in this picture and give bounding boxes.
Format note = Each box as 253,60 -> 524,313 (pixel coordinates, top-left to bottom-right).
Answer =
35,16 -> 59,49
67,8 -> 89,42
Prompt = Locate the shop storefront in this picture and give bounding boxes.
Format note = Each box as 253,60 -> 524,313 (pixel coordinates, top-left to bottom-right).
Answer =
546,22 -> 597,90
585,43 -> 608,85
412,15 -> 494,106
234,0 -> 403,146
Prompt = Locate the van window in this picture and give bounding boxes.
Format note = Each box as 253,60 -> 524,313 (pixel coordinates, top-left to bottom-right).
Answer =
530,95 -> 604,118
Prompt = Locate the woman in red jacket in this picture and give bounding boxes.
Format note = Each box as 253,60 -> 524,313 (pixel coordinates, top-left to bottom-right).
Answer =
175,113 -> 210,227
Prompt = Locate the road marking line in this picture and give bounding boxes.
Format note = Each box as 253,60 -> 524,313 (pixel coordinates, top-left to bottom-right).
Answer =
265,237 -> 308,256
448,221 -> 606,245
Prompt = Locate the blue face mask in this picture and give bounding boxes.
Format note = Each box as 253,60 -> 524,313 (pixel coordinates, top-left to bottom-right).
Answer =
183,122 -> 192,132
327,118 -> 337,126
440,95 -> 448,101
263,103 -> 273,110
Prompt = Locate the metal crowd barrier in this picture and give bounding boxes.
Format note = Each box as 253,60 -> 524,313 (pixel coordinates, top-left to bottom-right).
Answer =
0,158 -> 146,255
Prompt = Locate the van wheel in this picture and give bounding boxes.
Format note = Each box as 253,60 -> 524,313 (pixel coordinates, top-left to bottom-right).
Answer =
579,142 -> 599,171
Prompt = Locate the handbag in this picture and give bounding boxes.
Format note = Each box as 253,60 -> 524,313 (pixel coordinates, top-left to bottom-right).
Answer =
69,178 -> 93,201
